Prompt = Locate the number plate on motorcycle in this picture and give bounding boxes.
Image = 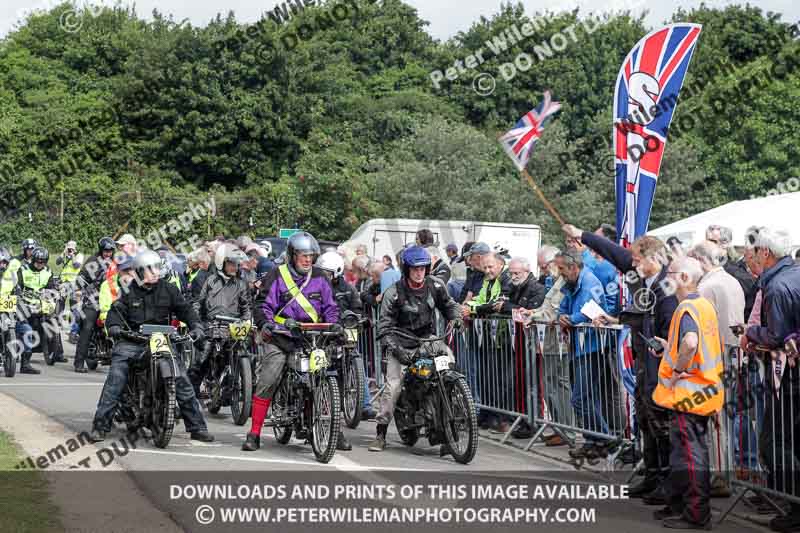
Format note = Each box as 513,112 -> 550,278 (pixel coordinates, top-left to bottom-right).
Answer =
309,348 -> 328,372
229,321 -> 251,340
345,328 -> 358,343
149,332 -> 171,355
435,355 -> 450,372
40,300 -> 55,315
0,295 -> 17,313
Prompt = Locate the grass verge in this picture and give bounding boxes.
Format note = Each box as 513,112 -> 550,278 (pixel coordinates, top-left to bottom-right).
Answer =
0,429 -> 62,532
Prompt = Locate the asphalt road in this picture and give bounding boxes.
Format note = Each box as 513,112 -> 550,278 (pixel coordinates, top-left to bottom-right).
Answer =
0,345 -> 768,533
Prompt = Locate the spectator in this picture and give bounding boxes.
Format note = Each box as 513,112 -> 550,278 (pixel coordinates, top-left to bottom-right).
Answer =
666,236 -> 685,258
188,248 -> 211,300
427,246 -> 451,284
519,245 -> 571,444
458,242 -> 490,303
502,257 -> 545,312
415,229 -> 435,247
589,225 -> 621,316
382,255 -> 394,269
446,244 -> 459,264
651,256 -> 724,530
742,227 -> 800,533
246,244 -> 275,280
707,224 -> 758,320
563,223 -> 677,504
555,248 -> 612,459
355,244 -> 368,257
379,258 -> 401,295
462,252 -> 511,318
447,242 -> 471,300
689,240 -> 745,496
351,255 -> 371,291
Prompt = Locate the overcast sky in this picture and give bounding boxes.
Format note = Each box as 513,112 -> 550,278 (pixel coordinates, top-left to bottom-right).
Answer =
1,0 -> 798,40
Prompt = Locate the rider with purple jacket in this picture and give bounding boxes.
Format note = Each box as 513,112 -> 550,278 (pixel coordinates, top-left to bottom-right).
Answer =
242,232 -> 339,452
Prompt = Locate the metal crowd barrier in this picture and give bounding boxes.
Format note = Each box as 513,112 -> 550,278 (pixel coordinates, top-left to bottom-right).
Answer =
356,303 -> 800,513
719,347 -> 800,521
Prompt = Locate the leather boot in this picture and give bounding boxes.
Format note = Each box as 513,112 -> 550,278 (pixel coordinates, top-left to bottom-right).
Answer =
20,352 -> 40,374
242,433 -> 260,451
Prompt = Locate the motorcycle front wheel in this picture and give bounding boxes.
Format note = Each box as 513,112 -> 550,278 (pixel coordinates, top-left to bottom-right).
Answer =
230,355 -> 252,426
311,374 -> 341,464
151,372 -> 177,449
441,376 -> 478,465
341,355 -> 364,429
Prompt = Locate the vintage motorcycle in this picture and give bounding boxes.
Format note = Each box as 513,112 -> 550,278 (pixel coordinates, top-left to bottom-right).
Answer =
22,284 -> 65,366
113,324 -> 191,448
0,293 -> 18,377
199,315 -> 254,426
334,311 -> 367,429
267,322 -> 344,464
382,325 -> 479,464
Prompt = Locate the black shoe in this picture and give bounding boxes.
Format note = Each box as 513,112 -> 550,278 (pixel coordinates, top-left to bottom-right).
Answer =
642,483 -> 669,506
662,517 -> 711,530
361,409 -> 376,420
336,432 -> 352,451
654,507 -> 680,520
54,355 -> 68,363
629,476 -> 660,498
74,367 -> 88,374
88,429 -> 107,443
20,365 -> 41,375
242,433 -> 260,451
770,511 -> 800,532
190,431 -> 214,443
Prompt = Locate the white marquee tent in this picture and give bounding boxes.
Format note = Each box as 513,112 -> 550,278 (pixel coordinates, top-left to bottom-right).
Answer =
648,191 -> 800,248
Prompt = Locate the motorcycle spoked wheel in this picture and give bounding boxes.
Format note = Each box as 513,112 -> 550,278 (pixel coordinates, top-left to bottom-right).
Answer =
230,356 -> 252,426
310,373 -> 341,464
150,370 -> 177,449
440,376 -> 479,465
341,355 -> 365,429
270,377 -> 293,444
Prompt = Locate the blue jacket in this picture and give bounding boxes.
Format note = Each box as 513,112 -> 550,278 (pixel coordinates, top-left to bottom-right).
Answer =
559,268 -> 605,357
589,256 -> 620,316
747,256 -> 800,349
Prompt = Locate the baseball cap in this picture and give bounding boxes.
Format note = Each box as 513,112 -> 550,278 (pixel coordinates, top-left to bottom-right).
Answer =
465,242 -> 491,257
116,234 -> 137,246
65,240 -> 77,250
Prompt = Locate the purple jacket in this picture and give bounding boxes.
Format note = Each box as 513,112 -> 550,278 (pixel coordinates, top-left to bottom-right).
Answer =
260,265 -> 339,331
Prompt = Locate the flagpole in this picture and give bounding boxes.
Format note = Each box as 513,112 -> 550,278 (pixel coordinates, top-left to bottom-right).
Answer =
520,169 -> 565,226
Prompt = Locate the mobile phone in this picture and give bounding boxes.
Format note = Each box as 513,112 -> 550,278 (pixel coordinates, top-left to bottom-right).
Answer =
637,332 -> 664,354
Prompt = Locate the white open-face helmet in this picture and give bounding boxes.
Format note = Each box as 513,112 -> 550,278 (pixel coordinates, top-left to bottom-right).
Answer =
315,251 -> 344,278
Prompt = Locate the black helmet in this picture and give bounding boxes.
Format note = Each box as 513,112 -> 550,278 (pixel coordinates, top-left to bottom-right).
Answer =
21,238 -> 37,251
31,247 -> 49,265
286,232 -> 320,265
98,237 -> 116,254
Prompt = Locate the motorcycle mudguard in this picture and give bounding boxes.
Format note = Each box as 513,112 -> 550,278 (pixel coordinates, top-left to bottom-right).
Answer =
157,358 -> 175,379
438,369 -> 466,384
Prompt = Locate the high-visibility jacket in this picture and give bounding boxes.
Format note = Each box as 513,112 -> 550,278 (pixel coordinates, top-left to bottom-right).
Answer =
1,259 -> 20,294
60,262 -> 81,285
652,296 -> 724,416
98,276 -> 121,321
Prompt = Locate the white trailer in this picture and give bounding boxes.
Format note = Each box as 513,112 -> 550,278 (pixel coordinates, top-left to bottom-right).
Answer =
344,218 -> 542,275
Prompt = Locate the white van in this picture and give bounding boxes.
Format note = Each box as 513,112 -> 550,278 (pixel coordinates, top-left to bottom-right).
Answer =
344,218 -> 542,275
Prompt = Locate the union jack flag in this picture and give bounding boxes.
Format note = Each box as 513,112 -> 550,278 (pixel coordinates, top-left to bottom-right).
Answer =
499,91 -> 561,171
613,24 -> 702,247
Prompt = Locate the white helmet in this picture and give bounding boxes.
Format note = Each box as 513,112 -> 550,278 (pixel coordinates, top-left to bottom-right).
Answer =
258,240 -> 273,256
215,243 -> 247,271
315,251 -> 344,278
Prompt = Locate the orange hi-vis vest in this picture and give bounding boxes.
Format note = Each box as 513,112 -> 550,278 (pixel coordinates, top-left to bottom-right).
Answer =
652,297 -> 724,416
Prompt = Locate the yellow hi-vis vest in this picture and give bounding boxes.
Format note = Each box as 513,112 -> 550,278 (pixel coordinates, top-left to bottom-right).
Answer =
274,264 -> 318,324
652,297 -> 724,416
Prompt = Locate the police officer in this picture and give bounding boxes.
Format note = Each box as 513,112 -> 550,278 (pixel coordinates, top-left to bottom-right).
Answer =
16,247 -> 60,373
75,237 -> 116,372
244,232 -> 339,452
0,247 -> 17,375
369,246 -> 462,452
89,250 -> 213,443
57,241 -> 82,343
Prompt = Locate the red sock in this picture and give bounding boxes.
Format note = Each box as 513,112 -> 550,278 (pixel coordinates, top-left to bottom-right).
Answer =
249,396 -> 271,437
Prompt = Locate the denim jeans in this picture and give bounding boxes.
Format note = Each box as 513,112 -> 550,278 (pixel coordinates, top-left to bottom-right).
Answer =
729,353 -> 764,470
93,340 -> 207,433
571,353 -> 610,443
